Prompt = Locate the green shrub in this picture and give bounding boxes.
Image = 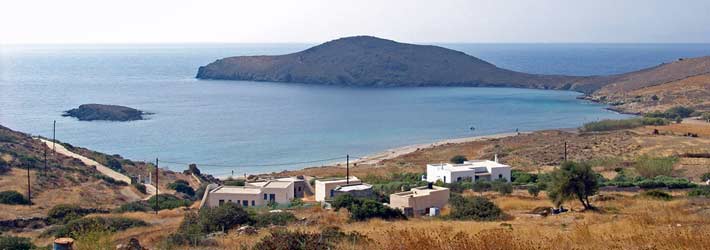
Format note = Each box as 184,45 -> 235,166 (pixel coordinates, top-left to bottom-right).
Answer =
547,161 -> 598,209
492,180 -> 513,195
148,194 -> 192,210
701,173 -> 710,182
581,117 -> 669,132
132,182 -> 147,194
636,176 -> 696,189
634,155 -> 677,178
512,170 -> 537,184
641,190 -> 672,201
527,185 -> 540,197
252,227 -> 369,250
288,198 -> 305,208
199,202 -> 251,233
0,236 -> 35,250
223,179 -> 245,186
113,201 -> 151,213
448,194 -> 503,221
47,204 -> 98,224
50,217 -> 147,238
472,181 -> 492,194
0,190 -> 29,205
106,157 -> 123,172
450,155 -> 468,164
332,194 -> 405,221
168,181 -> 195,197
688,186 -> 710,198
252,212 -> 296,227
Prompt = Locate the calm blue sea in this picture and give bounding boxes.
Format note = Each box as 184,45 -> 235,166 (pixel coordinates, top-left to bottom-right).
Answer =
2,43 -> 709,176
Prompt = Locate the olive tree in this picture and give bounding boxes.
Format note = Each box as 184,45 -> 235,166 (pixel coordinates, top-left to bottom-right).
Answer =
547,161 -> 598,210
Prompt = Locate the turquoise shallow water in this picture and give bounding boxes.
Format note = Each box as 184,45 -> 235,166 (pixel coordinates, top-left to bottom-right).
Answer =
2,43 -> 708,176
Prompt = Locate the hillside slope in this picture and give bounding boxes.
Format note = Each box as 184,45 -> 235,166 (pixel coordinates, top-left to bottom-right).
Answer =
197,36 -> 582,89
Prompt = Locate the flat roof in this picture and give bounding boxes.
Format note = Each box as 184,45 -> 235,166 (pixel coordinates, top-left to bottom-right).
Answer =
211,186 -> 262,194
247,180 -> 292,189
334,183 -> 372,192
428,160 -> 510,171
392,185 -> 448,197
315,176 -> 360,184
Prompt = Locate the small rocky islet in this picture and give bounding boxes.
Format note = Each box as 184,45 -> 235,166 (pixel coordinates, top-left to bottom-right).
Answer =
63,104 -> 149,121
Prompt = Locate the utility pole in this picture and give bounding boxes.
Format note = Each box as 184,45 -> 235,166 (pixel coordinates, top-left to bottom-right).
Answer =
52,120 -> 56,154
155,158 -> 159,214
44,144 -> 47,170
27,165 -> 31,207
346,154 -> 349,184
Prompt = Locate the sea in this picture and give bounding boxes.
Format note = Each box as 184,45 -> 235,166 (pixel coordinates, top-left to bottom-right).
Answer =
2,43 -> 709,176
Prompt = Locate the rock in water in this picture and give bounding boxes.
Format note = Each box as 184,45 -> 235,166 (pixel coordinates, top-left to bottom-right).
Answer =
63,104 -> 148,121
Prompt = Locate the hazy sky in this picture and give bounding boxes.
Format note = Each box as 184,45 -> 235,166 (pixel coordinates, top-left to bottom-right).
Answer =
2,0 -> 709,44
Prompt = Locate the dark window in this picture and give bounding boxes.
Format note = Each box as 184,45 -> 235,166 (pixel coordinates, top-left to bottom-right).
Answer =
252,200 -> 255,206
330,190 -> 334,197
298,187 -> 302,191
263,194 -> 267,200
456,177 -> 462,182
269,194 -> 276,201
218,200 -> 224,205
242,200 -> 249,207
475,176 -> 479,180
499,174 -> 503,179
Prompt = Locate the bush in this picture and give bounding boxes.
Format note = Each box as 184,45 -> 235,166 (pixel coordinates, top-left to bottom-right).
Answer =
288,198 -> 305,208
252,212 -> 296,227
688,186 -> 710,198
113,201 -> 151,213
0,236 -> 35,250
133,182 -> 147,194
492,180 -> 513,195
527,185 -> 540,197
199,202 -> 251,233
645,106 -> 696,120
448,195 -> 503,221
449,155 -> 468,164
581,117 -> 669,132
472,181 -> 492,194
635,176 -> 696,189
0,190 -> 29,205
332,194 -> 405,221
634,155 -> 677,178
701,173 -> 710,182
641,190 -> 672,201
47,204 -> 97,224
168,181 -> 195,197
148,194 -> 192,210
106,157 -> 123,172
223,179 -> 245,186
252,227 -> 369,250
512,171 -> 536,184
49,217 -> 147,238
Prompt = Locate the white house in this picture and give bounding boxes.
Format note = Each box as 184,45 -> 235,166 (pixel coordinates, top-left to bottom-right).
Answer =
425,157 -> 511,184
201,180 -> 295,208
314,177 -> 360,202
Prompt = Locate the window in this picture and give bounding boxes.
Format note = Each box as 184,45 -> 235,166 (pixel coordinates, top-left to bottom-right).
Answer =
242,200 -> 249,207
263,194 -> 267,200
456,177 -> 462,182
237,200 -> 240,204
251,200 -> 255,206
475,176 -> 479,180
498,174 -> 503,179
269,194 -> 276,201
330,190 -> 334,197
218,200 -> 224,205
298,187 -> 302,192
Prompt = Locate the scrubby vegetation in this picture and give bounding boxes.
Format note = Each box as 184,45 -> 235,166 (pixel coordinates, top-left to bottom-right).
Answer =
363,172 -> 427,200
114,194 -> 192,213
641,190 -> 672,201
644,106 -> 696,120
448,194 -> 503,221
252,226 -> 369,250
45,217 -> 147,238
168,180 -> 196,197
47,204 -> 106,224
332,194 -> 406,221
252,211 -> 297,227
223,178 -> 245,186
0,235 -> 36,250
449,155 -> 467,164
547,161 -> 598,209
581,117 -> 669,132
0,190 -> 30,205
688,186 -> 710,198
634,155 -> 677,178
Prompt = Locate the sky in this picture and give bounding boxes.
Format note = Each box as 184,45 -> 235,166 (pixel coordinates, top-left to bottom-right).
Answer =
1,0 -> 710,44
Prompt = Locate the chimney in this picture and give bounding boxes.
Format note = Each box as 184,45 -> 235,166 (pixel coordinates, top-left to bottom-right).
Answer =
494,154 -> 498,163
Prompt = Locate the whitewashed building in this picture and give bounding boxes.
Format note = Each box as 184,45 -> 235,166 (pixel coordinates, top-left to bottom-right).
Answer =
425,157 -> 511,184
314,177 -> 361,202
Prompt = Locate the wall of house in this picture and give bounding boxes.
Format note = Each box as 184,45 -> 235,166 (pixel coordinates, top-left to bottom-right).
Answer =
333,188 -> 374,199
315,179 -> 361,201
205,192 -> 264,208
389,188 -> 450,216
262,183 -> 295,204
488,167 -> 511,182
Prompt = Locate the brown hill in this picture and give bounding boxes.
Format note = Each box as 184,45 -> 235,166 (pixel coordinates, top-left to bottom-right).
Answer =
197,36 -> 583,89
